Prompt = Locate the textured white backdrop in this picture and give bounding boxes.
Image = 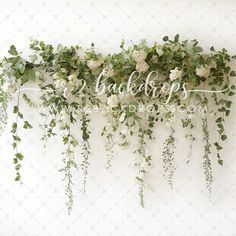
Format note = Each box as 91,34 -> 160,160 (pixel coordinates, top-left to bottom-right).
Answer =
0,0 -> 236,235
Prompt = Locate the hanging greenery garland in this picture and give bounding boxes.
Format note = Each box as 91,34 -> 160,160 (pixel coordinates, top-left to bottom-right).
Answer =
0,35 -> 235,213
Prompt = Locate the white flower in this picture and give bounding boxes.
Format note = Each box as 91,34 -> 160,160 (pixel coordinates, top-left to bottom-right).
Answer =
103,64 -> 115,77
169,67 -> 182,81
57,109 -> 67,121
156,47 -> 163,56
107,94 -> 119,108
75,47 -> 86,61
54,79 -> 67,90
119,113 -> 126,123
132,49 -> 148,63
118,92 -> 135,104
1,81 -> 17,94
87,59 -> 104,70
196,65 -> 211,78
67,73 -> 81,90
136,61 -> 149,73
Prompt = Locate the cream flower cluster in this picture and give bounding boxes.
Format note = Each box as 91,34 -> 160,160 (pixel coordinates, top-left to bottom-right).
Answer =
103,64 -> 115,78
53,73 -> 82,92
196,65 -> 211,78
169,67 -> 182,81
132,49 -> 149,73
87,58 -> 104,70
1,76 -> 17,95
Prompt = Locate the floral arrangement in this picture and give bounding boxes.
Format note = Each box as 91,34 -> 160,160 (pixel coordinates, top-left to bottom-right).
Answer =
0,35 -> 235,213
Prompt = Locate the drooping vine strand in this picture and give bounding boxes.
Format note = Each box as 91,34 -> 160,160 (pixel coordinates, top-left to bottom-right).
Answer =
202,114 -> 213,196
80,108 -> 91,193
162,126 -> 176,188
60,120 -> 78,214
0,91 -> 8,135
11,88 -> 33,181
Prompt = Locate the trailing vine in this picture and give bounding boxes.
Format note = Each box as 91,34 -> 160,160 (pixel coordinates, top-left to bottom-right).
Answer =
162,126 -> 176,188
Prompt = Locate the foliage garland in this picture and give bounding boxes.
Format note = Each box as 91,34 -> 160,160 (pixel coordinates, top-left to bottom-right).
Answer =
0,35 -> 235,213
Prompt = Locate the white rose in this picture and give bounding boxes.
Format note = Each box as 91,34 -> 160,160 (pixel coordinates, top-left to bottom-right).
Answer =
196,65 -> 211,78
87,59 -> 103,70
132,49 -> 148,63
107,94 -> 119,108
136,61 -> 149,73
169,67 -> 182,81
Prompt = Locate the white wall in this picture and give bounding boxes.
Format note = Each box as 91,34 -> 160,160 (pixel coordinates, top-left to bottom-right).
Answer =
0,0 -> 236,235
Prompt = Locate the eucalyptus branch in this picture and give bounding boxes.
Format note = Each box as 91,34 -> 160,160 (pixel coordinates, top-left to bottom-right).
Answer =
60,120 -> 78,214
80,107 -> 91,193
202,114 -> 213,196
135,125 -> 152,207
162,126 -> 176,188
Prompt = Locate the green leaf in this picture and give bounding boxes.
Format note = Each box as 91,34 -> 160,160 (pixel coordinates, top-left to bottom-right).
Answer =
194,46 -> 203,53
221,135 -> 227,141
23,121 -> 33,129
215,117 -> 223,123
8,45 -> 18,56
174,34 -> 179,43
15,153 -> 24,160
13,106 -> 19,114
163,36 -> 169,41
15,163 -> 22,170
15,175 -> 21,181
210,46 -> 215,52
230,71 -> 236,77
218,159 -> 223,166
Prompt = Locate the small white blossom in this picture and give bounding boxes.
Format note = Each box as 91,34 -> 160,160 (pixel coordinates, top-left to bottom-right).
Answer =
136,61 -> 149,73
57,109 -> 67,121
87,59 -> 104,70
103,64 -> 115,77
196,65 -> 211,78
54,79 -> 67,90
1,76 -> 17,95
67,74 -> 81,90
156,47 -> 163,56
75,47 -> 86,61
1,81 -> 17,94
169,67 -> 182,81
132,49 -> 148,63
107,94 -> 119,108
